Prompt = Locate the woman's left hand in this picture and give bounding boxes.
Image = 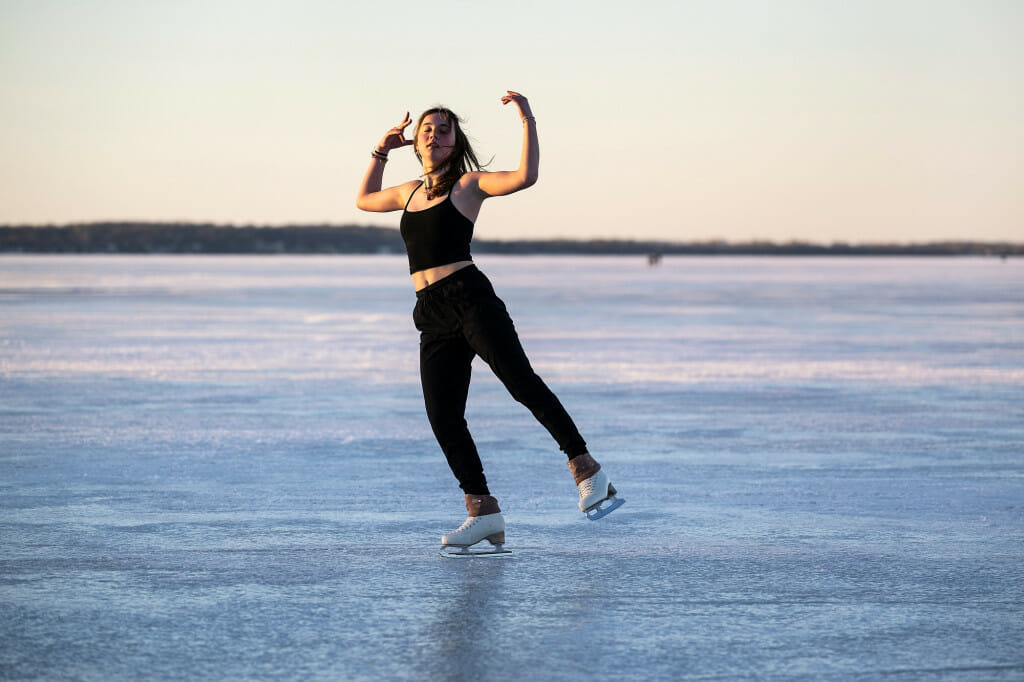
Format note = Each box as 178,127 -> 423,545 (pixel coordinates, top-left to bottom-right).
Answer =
501,90 -> 533,119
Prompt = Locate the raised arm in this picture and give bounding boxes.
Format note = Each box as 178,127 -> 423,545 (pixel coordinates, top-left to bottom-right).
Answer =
356,112 -> 416,212
475,91 -> 539,198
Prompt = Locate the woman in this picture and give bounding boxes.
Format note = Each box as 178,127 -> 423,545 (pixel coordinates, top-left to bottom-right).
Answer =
356,91 -> 623,555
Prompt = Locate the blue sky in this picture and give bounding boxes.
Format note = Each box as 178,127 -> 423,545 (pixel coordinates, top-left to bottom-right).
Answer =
1,0 -> 1020,242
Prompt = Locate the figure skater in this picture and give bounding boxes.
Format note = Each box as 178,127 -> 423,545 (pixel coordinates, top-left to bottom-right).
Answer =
356,91 -> 623,555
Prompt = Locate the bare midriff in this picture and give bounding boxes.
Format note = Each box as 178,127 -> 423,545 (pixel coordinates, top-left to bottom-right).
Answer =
411,260 -> 474,292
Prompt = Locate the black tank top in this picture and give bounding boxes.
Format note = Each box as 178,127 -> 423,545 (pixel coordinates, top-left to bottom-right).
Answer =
400,182 -> 474,274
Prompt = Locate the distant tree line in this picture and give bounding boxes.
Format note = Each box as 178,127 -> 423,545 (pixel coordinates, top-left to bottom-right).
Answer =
1,222 -> 1020,257
0,223 -> 404,255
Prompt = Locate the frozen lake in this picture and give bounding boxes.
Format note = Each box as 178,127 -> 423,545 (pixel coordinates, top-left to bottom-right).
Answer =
2,254 -> 1023,680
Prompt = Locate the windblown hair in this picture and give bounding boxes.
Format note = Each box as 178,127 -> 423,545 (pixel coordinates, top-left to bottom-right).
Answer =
414,107 -> 485,199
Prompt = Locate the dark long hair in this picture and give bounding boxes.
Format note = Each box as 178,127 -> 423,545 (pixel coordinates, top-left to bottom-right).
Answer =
414,107 -> 485,199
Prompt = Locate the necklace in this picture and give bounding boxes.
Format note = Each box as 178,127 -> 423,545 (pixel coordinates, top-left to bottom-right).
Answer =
421,172 -> 439,199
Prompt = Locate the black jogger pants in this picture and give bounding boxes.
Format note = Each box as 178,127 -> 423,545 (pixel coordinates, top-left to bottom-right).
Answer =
412,265 -> 588,495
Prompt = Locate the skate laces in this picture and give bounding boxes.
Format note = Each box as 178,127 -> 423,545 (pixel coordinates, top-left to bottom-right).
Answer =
452,515 -> 493,535
579,475 -> 600,497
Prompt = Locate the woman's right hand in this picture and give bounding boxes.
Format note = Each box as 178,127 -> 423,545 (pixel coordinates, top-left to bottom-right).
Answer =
376,112 -> 414,153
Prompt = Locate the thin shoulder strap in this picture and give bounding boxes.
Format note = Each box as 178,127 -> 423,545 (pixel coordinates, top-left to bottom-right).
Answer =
403,181 -> 424,211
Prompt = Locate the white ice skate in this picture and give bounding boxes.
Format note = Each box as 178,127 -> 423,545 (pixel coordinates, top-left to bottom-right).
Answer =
568,453 -> 625,521
439,495 -> 512,558
440,513 -> 511,558
577,469 -> 625,520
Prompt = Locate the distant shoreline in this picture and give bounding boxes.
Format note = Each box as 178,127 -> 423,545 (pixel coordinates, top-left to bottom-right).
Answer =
1,223 -> 1020,257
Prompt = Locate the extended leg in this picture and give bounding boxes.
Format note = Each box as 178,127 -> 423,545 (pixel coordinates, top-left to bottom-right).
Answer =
463,298 -> 588,459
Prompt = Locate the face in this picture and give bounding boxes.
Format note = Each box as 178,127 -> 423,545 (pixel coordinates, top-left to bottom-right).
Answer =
416,112 -> 457,168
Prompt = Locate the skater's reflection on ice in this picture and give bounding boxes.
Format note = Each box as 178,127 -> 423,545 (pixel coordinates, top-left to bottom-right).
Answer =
423,560 -> 512,678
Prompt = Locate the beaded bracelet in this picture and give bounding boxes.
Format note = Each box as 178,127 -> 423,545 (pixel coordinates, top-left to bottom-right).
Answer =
522,116 -> 536,123
371,149 -> 388,161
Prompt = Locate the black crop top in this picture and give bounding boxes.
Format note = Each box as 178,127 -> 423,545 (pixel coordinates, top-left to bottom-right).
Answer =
400,183 -> 474,274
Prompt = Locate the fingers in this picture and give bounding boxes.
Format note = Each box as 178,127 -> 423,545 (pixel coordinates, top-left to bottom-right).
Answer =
384,134 -> 412,149
501,90 -> 527,105
385,112 -> 412,147
398,112 -> 413,144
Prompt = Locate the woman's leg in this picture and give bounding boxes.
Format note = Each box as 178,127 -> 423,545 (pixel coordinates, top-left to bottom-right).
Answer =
419,332 -> 490,495
462,296 -> 588,459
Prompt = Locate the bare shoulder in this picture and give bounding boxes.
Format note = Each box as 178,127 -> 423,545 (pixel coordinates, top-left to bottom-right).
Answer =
389,179 -> 425,212
456,171 -> 487,196
357,178 -> 423,213
397,179 -> 424,204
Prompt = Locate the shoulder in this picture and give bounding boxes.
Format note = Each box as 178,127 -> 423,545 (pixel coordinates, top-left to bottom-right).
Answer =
397,179 -> 425,206
455,171 -> 488,198
400,178 -> 424,195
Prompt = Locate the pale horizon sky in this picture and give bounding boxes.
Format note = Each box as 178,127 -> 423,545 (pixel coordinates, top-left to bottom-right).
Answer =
1,0 -> 1021,243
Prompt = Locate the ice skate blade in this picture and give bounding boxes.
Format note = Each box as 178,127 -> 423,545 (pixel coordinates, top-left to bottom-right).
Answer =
440,543 -> 512,559
585,495 -> 625,520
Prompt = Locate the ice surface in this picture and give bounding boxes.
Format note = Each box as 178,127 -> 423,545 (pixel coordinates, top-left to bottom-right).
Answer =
2,255 -> 1023,680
